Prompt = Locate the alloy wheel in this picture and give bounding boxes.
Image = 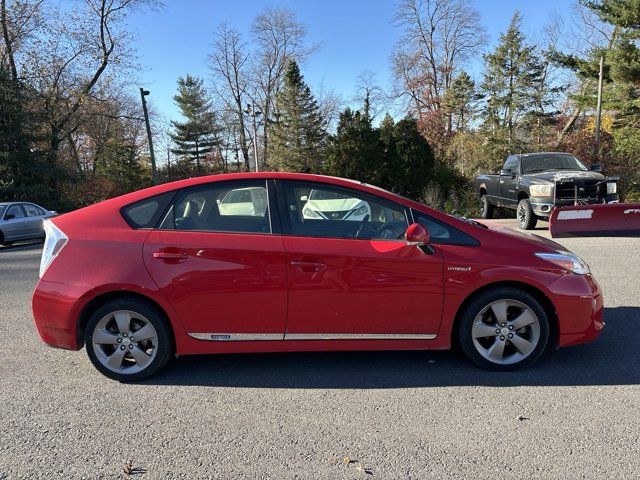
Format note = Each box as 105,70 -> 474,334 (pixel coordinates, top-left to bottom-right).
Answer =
471,299 -> 541,365
91,310 -> 159,374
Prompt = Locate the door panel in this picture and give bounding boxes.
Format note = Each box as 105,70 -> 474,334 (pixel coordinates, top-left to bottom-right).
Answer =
22,204 -> 45,237
143,230 -> 287,336
283,236 -> 444,336
3,205 -> 27,240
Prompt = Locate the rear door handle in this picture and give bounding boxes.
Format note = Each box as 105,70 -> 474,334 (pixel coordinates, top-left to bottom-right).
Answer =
153,251 -> 188,262
290,259 -> 326,272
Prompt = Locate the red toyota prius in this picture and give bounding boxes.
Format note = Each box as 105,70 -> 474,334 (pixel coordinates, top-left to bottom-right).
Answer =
32,173 -> 604,381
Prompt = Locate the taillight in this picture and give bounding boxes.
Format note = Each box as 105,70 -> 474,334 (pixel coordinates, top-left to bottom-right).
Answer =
39,219 -> 68,278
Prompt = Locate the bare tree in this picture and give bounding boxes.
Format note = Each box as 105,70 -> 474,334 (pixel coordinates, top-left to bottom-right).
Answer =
250,6 -> 315,168
15,0 -> 160,174
393,0 -> 486,126
316,83 -> 343,133
0,0 -> 42,81
209,23 -> 251,170
353,70 -> 389,121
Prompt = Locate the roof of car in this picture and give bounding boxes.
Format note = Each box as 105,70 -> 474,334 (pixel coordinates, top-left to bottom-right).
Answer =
520,152 -> 575,157
111,172 -> 409,206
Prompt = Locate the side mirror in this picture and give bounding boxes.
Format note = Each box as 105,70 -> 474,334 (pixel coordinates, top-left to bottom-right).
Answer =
405,223 -> 429,247
500,169 -> 514,176
300,195 -> 308,202
590,164 -> 602,172
4,213 -> 15,220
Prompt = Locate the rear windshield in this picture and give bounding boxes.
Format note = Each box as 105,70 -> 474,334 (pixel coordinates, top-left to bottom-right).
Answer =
121,192 -> 175,229
521,154 -> 588,173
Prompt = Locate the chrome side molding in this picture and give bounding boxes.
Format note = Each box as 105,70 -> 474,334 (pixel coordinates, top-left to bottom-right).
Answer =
188,333 -> 437,341
188,333 -> 285,341
285,333 -> 437,340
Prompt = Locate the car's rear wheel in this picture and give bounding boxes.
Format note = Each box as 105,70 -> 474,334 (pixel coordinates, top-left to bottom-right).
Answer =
517,198 -> 537,230
480,195 -> 494,219
84,298 -> 172,382
458,287 -> 549,370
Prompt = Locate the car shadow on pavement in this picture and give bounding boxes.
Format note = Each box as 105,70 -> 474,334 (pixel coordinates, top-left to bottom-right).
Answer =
146,306 -> 640,388
0,240 -> 43,252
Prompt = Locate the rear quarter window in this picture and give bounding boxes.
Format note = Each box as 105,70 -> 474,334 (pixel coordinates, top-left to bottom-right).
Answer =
121,192 -> 175,229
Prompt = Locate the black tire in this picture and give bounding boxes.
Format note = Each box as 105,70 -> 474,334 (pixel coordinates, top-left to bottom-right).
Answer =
1,229 -> 13,246
84,297 -> 173,382
517,198 -> 537,230
480,195 -> 495,219
457,287 -> 549,371
457,287 -> 550,371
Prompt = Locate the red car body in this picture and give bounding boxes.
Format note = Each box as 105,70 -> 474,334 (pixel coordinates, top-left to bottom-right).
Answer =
32,173 -> 604,364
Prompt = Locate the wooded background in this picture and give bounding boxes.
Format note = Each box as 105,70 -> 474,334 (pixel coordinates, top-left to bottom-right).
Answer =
1,0 -> 639,214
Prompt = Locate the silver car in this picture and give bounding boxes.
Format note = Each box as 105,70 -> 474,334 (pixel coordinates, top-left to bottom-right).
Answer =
0,202 -> 57,246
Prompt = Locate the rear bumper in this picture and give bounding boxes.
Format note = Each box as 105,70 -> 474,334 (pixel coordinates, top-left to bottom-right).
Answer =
547,273 -> 604,347
32,279 -> 85,350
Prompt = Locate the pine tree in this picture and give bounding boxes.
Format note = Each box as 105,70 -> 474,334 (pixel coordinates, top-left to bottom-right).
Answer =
94,137 -> 147,195
268,61 -> 327,173
481,12 -> 545,146
325,108 -> 383,183
443,72 -> 478,132
551,1 -> 640,125
170,75 -> 222,173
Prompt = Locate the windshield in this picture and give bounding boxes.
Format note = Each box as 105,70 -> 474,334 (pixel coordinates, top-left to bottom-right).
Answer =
522,154 -> 588,173
0,205 -> 5,218
309,189 -> 352,201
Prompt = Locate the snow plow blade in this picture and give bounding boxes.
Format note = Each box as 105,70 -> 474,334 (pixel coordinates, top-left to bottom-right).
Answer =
549,204 -> 640,238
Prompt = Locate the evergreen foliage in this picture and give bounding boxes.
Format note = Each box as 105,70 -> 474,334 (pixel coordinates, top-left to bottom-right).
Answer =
268,61 -> 327,173
170,75 -> 222,172
481,12 -> 545,146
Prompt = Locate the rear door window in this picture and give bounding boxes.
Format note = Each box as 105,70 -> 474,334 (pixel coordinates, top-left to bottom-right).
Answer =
24,204 -> 42,217
159,181 -> 272,234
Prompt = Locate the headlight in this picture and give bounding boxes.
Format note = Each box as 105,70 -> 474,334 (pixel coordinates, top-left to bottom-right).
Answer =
607,182 -> 617,194
535,251 -> 590,275
351,205 -> 368,216
303,208 -> 322,219
530,184 -> 553,196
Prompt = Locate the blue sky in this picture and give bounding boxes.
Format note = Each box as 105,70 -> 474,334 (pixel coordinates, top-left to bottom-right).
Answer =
127,0 -> 576,122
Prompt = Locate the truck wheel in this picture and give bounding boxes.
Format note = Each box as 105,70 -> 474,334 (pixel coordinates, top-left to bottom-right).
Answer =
517,199 -> 537,230
480,195 -> 495,219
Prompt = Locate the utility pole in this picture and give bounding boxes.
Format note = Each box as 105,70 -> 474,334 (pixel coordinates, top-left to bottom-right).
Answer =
167,149 -> 171,181
594,55 -> 604,159
140,88 -> 159,185
244,103 -> 262,172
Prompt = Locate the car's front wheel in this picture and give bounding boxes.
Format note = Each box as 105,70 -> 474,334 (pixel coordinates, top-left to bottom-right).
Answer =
458,287 -> 550,370
84,298 -> 173,382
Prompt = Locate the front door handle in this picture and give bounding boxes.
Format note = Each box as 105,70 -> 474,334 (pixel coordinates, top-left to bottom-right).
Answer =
290,259 -> 326,272
153,251 -> 188,262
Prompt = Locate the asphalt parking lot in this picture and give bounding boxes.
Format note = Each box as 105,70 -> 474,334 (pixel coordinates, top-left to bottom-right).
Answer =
1,222 -> 639,479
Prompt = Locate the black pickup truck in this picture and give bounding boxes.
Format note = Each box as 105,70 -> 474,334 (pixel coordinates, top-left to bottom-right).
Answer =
474,152 -> 619,230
